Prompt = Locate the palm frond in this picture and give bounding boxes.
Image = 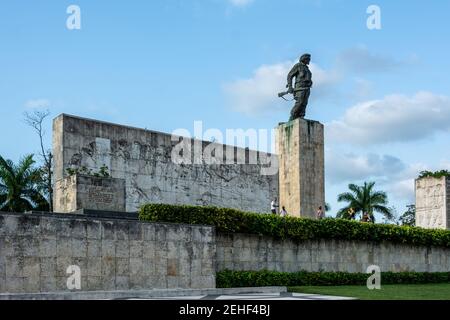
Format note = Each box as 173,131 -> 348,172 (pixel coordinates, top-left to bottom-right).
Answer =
348,183 -> 362,198
337,192 -> 356,203
16,154 -> 35,181
370,191 -> 388,205
0,193 -> 7,209
0,154 -> 46,212
372,204 -> 393,220
338,181 -> 391,223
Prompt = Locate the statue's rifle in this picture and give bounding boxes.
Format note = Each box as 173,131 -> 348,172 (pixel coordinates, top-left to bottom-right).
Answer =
277,89 -> 293,99
278,87 -> 307,101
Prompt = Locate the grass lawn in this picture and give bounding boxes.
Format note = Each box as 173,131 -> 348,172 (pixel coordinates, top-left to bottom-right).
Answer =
288,283 -> 450,300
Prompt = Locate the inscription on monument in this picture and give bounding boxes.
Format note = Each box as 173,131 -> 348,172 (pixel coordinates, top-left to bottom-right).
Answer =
88,186 -> 115,204
54,174 -> 126,213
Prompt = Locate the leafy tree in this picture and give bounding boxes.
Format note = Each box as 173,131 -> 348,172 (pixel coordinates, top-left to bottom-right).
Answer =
336,181 -> 393,223
0,154 -> 49,212
399,204 -> 416,226
24,110 -> 53,211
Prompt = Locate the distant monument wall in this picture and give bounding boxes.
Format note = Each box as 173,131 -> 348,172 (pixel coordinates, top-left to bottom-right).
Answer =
53,114 -> 279,213
416,176 -> 450,230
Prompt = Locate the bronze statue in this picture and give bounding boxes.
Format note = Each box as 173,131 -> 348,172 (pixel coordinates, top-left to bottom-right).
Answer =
278,54 -> 313,121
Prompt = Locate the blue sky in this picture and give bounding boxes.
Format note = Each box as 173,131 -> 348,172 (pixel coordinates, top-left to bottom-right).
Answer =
1,0 -> 450,220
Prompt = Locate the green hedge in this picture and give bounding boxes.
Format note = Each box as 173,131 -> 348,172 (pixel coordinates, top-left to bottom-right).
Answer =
216,270 -> 450,288
139,203 -> 450,248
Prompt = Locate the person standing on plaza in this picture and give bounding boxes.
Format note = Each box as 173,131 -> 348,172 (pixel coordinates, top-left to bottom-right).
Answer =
280,206 -> 288,217
271,197 -> 279,214
316,206 -> 325,220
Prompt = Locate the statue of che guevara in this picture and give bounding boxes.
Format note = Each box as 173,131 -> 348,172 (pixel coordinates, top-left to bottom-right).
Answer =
278,54 -> 313,121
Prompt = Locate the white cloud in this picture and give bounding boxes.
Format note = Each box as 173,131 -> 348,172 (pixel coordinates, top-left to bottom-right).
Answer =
223,61 -> 339,116
326,151 -> 405,184
383,163 -> 427,202
326,150 -> 429,205
327,91 -> 450,144
389,179 -> 414,201
335,46 -> 403,74
228,0 -> 254,7
25,99 -> 51,109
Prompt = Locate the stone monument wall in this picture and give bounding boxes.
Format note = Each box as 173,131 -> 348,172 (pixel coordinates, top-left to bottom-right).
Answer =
53,114 -> 278,213
0,212 -> 215,293
415,176 -> 449,230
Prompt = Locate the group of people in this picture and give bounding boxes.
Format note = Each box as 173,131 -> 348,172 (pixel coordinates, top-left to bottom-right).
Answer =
271,198 -> 287,217
348,208 -> 373,223
360,211 -> 372,223
270,198 -> 325,220
270,199 -> 373,223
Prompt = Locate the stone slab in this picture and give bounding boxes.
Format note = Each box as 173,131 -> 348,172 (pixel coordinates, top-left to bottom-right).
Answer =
0,286 -> 287,300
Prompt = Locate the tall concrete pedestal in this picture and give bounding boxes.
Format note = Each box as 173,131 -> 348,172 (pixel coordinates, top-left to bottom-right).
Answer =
276,119 -> 325,218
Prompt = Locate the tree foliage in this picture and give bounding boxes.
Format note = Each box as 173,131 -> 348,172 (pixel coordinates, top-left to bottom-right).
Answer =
139,203 -> 450,248
217,270 -> 450,288
418,170 -> 450,179
399,204 -> 416,227
0,154 -> 49,212
24,110 -> 53,211
336,181 -> 393,223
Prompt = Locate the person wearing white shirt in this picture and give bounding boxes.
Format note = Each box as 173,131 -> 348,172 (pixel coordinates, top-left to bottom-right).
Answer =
271,198 -> 279,214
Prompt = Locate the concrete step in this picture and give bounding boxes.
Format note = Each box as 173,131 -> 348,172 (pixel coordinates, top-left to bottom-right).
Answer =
0,286 -> 287,300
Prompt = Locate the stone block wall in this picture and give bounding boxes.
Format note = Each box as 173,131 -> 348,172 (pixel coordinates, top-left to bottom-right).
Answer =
3,212 -> 450,294
216,233 -> 450,273
0,212 -> 215,293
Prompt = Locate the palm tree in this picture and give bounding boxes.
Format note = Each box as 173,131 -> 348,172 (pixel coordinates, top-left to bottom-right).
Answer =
336,181 -> 393,223
0,154 -> 49,212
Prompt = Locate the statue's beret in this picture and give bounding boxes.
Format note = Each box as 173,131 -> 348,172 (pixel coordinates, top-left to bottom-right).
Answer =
300,54 -> 311,61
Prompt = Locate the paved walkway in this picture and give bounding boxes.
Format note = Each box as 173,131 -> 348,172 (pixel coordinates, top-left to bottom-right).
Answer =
1,287 -> 356,300
125,292 -> 356,300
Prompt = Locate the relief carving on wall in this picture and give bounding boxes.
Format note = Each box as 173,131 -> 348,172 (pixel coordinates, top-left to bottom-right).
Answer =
64,129 -> 276,213
416,181 -> 445,229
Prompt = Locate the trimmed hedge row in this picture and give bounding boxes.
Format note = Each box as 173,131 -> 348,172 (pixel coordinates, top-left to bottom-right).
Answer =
216,270 -> 450,288
139,203 -> 450,248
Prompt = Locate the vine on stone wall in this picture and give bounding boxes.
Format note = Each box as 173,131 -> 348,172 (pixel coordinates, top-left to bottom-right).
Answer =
66,164 -> 110,178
